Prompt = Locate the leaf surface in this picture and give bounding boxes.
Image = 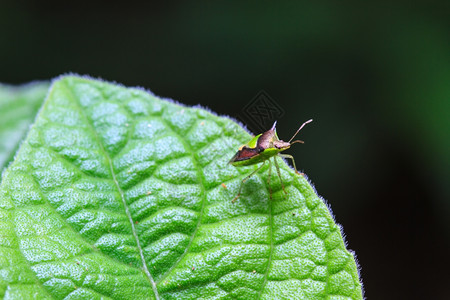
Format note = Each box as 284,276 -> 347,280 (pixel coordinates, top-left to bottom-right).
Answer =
0,82 -> 49,175
0,76 -> 362,299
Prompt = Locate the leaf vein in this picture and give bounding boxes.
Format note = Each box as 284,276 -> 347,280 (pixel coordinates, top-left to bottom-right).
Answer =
155,116 -> 208,284
64,81 -> 160,299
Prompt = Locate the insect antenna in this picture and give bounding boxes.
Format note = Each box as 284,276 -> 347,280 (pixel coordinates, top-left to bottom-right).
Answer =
288,119 -> 313,143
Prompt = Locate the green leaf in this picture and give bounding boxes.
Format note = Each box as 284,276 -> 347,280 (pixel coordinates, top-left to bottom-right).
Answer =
0,76 -> 362,299
0,82 -> 49,175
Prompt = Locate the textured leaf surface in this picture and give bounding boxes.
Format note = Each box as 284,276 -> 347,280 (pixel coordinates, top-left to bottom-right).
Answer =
0,82 -> 49,175
0,76 -> 362,299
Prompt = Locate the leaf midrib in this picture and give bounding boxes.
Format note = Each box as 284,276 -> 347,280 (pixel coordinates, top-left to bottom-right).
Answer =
64,82 -> 160,299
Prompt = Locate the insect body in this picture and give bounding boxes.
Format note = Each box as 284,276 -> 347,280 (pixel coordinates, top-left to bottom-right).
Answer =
229,119 -> 312,202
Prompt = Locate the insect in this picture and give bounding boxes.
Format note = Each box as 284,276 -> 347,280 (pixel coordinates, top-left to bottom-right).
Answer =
229,119 -> 312,203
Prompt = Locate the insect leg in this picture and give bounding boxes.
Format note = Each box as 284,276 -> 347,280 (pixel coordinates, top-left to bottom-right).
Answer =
278,153 -> 299,174
232,161 -> 266,203
267,158 -> 273,199
273,157 -> 287,194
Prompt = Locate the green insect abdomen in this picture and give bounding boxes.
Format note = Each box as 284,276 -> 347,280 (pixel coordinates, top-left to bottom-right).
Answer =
230,147 -> 282,167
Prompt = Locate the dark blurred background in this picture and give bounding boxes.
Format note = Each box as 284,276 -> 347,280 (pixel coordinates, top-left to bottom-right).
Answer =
1,1 -> 449,299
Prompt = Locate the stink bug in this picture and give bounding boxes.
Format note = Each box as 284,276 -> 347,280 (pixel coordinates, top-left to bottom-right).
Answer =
229,119 -> 312,202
